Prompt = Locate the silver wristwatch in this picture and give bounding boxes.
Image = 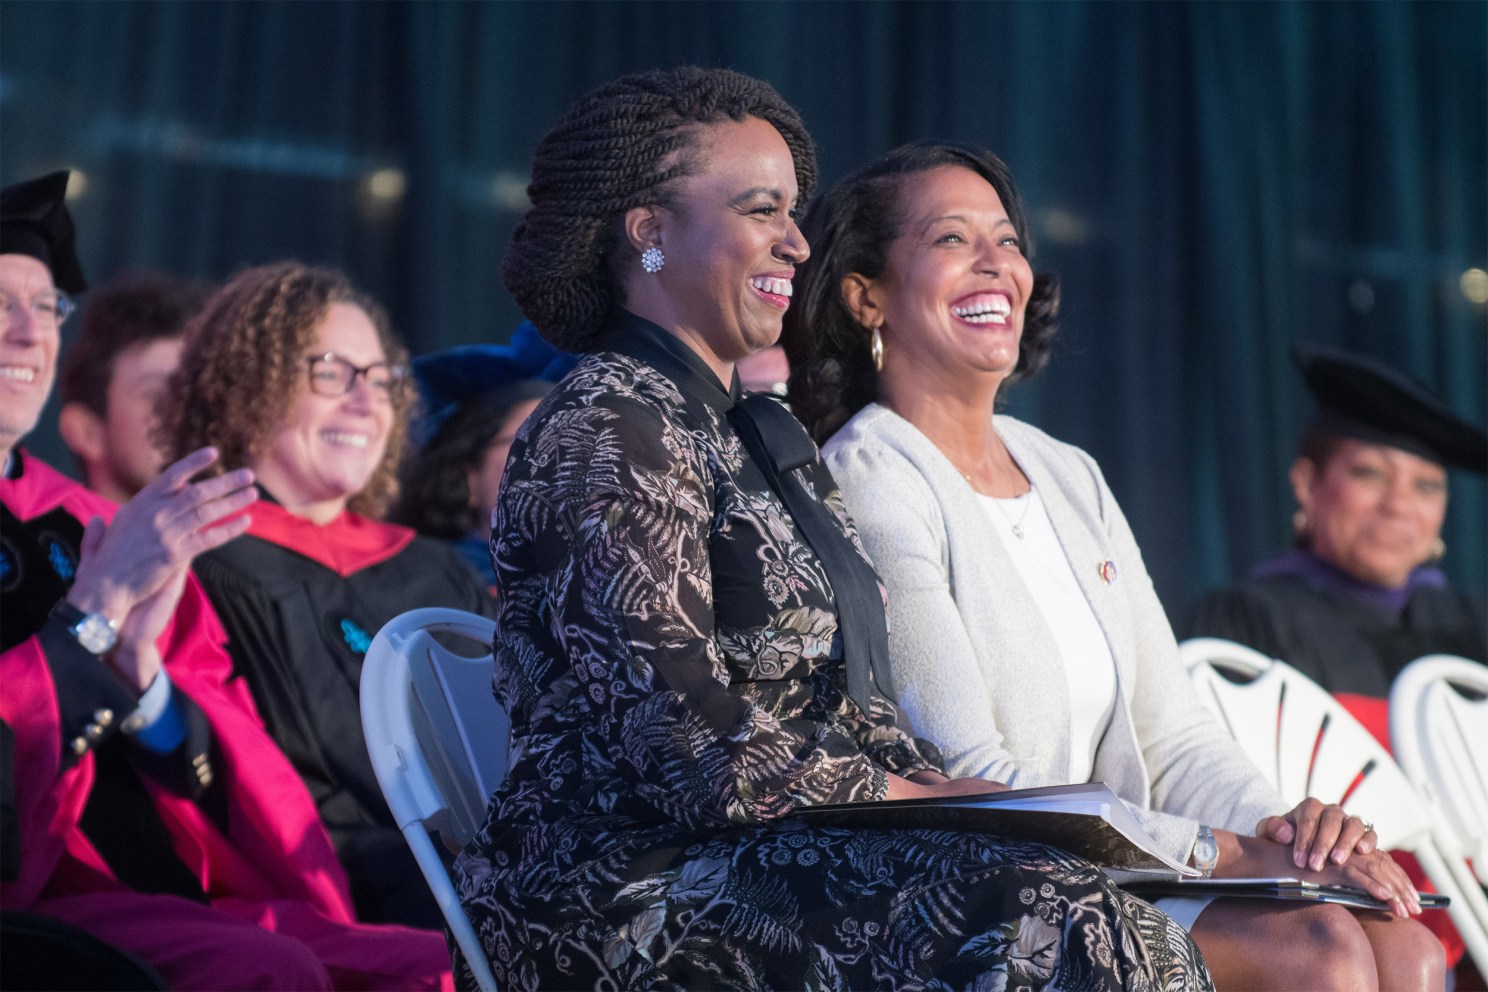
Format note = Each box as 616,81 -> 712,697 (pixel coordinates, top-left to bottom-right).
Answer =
52,600 -> 119,656
1190,824 -> 1219,878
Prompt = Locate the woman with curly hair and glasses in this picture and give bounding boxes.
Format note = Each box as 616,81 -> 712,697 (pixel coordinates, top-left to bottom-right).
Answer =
452,67 -> 1213,991
782,141 -> 1442,990
159,262 -> 495,931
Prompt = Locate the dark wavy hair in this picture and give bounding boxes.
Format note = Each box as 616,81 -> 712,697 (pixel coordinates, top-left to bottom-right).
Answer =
392,380 -> 553,540
160,262 -> 414,517
781,141 -> 1059,445
61,270 -> 213,415
502,66 -> 818,352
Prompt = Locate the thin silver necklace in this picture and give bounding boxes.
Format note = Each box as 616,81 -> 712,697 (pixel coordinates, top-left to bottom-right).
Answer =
962,470 -> 1033,540
945,425 -> 1030,538
988,488 -> 1033,540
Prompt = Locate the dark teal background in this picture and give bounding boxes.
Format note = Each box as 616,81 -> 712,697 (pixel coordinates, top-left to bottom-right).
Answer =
3,0 -> 1484,616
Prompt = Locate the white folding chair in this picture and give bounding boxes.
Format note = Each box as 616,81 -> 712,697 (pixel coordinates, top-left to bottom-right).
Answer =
361,607 -> 507,992
1391,654 -> 1488,882
1177,637 -> 1488,970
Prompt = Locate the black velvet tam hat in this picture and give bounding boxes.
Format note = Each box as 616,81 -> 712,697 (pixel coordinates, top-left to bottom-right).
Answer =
0,171 -> 87,294
1295,343 -> 1487,474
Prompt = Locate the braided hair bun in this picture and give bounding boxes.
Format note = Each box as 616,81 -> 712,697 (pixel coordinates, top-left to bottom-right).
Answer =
503,67 -> 817,352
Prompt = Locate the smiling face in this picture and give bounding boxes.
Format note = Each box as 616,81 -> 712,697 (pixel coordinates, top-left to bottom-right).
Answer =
249,302 -> 394,522
1293,438 -> 1449,589
633,116 -> 809,378
0,253 -> 61,460
854,166 -> 1033,393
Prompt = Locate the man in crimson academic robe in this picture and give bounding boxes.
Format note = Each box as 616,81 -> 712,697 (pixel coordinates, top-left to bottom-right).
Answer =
0,172 -> 452,989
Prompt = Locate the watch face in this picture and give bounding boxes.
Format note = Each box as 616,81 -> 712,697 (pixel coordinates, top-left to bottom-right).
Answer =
1193,829 -> 1219,874
74,613 -> 118,654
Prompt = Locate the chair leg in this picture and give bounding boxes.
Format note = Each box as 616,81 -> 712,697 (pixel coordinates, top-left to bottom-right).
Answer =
1413,843 -> 1488,974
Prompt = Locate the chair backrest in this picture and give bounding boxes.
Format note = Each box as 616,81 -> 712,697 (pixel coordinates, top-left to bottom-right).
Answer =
1390,655 -> 1488,867
1179,637 -> 1488,971
361,606 -> 505,992
1175,637 -> 1434,850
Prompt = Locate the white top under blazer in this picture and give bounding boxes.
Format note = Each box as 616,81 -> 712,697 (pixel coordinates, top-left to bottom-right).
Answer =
977,489 -> 1116,782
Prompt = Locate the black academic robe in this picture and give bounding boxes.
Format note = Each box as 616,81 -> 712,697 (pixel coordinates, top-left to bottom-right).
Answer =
1182,574 -> 1486,701
193,501 -> 496,928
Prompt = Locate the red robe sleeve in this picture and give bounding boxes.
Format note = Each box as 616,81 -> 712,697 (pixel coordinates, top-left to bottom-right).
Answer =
1,455 -> 357,921
1,575 -> 360,922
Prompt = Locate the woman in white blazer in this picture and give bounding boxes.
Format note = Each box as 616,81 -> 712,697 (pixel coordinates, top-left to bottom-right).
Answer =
780,141 -> 1440,992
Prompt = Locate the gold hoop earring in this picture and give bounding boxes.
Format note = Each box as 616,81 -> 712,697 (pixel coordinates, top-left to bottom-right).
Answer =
871,326 -> 884,373
1431,538 -> 1446,562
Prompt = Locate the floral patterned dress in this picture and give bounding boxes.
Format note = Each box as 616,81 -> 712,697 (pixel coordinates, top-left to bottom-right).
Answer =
454,310 -> 1211,991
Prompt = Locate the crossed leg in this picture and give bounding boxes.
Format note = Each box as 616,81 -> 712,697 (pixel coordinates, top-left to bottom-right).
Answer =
1190,898 -> 1444,991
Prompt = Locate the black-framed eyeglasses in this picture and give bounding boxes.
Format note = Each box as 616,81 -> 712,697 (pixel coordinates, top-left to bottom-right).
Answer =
0,286 -> 76,326
305,353 -> 407,399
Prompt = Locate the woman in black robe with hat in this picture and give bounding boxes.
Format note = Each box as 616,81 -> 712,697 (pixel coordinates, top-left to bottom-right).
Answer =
1183,344 -> 1486,734
1183,345 -> 1486,979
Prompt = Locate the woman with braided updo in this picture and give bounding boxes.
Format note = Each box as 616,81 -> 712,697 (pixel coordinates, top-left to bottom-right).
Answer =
454,67 -> 1211,991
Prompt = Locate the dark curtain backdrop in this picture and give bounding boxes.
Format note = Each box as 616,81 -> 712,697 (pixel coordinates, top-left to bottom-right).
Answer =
3,0 -> 1484,617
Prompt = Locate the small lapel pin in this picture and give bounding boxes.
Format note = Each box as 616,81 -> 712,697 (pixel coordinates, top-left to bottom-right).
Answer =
1098,559 -> 1118,585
